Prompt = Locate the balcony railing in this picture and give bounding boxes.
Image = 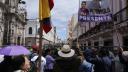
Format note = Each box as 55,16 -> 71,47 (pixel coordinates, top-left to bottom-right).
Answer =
114,5 -> 128,25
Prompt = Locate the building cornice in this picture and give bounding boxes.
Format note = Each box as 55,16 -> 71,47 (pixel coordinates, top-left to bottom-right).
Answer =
0,2 -> 10,12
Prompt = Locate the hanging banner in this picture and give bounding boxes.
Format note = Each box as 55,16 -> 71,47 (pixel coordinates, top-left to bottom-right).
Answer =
78,0 -> 112,22
79,13 -> 112,22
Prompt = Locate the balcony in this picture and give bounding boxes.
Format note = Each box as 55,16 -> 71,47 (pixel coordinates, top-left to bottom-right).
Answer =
77,5 -> 128,40
0,1 -> 9,12
113,5 -> 128,25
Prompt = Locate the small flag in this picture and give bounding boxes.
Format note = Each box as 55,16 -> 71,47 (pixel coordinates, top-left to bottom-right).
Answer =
39,0 -> 54,33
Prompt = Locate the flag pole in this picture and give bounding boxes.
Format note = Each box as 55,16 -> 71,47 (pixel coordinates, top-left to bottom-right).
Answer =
38,0 -> 54,71
38,0 -> 43,71
38,20 -> 43,72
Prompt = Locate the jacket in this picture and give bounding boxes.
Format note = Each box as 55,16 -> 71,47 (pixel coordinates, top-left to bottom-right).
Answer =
53,55 -> 81,72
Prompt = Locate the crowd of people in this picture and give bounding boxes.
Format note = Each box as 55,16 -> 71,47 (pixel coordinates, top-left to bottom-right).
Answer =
0,44 -> 128,72
79,46 -> 128,72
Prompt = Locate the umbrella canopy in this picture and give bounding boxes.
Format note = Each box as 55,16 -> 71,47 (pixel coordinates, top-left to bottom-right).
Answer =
0,45 -> 30,56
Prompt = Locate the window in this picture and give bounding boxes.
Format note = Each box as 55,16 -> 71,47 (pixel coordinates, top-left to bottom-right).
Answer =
11,30 -> 14,36
5,0 -> 9,4
123,36 -> 128,50
104,39 -> 113,51
28,27 -> 32,34
37,28 -> 40,34
94,42 -> 99,49
17,37 -> 21,45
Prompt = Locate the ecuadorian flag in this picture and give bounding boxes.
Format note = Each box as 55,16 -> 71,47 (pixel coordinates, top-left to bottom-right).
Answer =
39,0 -> 54,33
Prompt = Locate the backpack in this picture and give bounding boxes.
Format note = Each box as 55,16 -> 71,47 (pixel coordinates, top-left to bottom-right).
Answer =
29,52 -> 37,60
29,54 -> 39,72
29,61 -> 37,72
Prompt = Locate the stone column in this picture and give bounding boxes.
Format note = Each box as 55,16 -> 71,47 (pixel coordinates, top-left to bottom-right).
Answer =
91,40 -> 94,48
113,32 -> 123,48
85,41 -> 88,48
99,37 -> 104,48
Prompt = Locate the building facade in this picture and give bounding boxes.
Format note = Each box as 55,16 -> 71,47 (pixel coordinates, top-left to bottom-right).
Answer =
69,0 -> 128,50
25,19 -> 60,48
0,0 -> 6,46
0,0 -> 27,46
25,19 -> 38,47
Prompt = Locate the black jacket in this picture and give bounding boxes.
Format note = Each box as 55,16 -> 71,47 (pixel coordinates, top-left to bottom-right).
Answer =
53,55 -> 81,72
119,53 -> 128,72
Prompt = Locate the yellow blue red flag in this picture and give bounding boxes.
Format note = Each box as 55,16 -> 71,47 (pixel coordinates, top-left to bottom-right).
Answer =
39,0 -> 54,33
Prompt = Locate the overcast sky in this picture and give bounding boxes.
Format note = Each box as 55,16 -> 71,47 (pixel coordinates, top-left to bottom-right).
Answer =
24,0 -> 79,40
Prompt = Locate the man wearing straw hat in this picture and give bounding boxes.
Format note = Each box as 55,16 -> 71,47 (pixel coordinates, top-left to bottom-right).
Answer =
53,45 -> 81,72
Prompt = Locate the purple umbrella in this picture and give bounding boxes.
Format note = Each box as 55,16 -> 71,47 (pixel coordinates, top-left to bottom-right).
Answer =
0,45 -> 31,56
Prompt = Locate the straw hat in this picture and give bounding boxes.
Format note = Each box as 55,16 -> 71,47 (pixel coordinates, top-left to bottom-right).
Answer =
58,45 -> 75,57
122,51 -> 128,60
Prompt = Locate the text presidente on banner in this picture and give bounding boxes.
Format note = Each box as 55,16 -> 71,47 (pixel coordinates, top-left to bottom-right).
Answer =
79,15 -> 112,22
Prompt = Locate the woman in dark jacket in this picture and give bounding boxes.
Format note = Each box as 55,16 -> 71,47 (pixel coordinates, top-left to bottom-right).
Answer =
53,55 -> 81,72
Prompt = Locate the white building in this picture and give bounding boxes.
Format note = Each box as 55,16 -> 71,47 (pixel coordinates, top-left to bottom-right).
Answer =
0,0 -> 5,46
0,0 -> 27,46
25,19 -> 37,46
25,19 -> 59,47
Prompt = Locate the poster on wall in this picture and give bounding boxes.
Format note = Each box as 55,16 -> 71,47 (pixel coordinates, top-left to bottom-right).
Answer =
78,0 -> 112,23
